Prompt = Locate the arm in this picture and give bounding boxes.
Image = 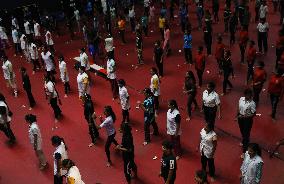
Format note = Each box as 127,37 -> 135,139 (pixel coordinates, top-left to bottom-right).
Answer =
255,162 -> 263,184
54,153 -> 62,176
217,104 -> 221,119
166,170 -> 174,184
175,114 -> 181,136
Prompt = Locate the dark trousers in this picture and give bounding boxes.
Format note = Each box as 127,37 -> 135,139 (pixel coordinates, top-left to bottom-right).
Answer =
239,44 -> 246,63
130,17 -> 136,32
247,63 -> 254,83
201,152 -> 215,177
187,94 -> 198,117
238,117 -> 253,153
122,109 -> 130,123
275,47 -> 284,69
109,79 -> 119,99
170,135 -> 181,156
223,71 -> 233,93
230,31 -> 236,45
0,122 -> 16,141
49,45 -> 55,54
253,85 -> 263,105
105,133 -> 119,162
123,155 -> 137,182
32,59 -> 41,72
258,32 -> 268,53
196,69 -> 204,87
205,41 -> 212,55
143,26 -> 148,36
270,94 -> 280,119
88,120 -> 99,143
119,30 -> 126,43
64,82 -> 70,95
54,175 -> 63,184
14,43 -> 21,54
50,97 -> 62,119
184,48 -> 192,64
156,61 -> 164,77
160,28 -> 164,40
153,95 -> 160,111
203,106 -> 217,128
224,20 -> 229,32
144,116 -> 159,142
255,7 -> 260,22
25,89 -> 36,107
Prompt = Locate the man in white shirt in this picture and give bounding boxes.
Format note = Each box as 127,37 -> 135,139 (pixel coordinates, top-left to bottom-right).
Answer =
30,43 -> 41,73
259,1 -> 268,19
79,48 -> 90,70
237,89 -> 256,154
118,79 -> 130,123
105,34 -> 114,59
33,20 -> 41,45
11,26 -> 21,55
24,20 -> 31,39
257,18 -> 269,54
107,55 -> 119,100
1,56 -> 18,97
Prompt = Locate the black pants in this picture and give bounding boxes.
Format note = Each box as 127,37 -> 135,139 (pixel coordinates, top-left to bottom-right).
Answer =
187,94 -> 198,117
156,61 -> 164,77
88,119 -> 99,143
247,63 -> 254,83
122,109 -> 130,123
238,117 -> 253,153
143,26 -> 148,36
54,175 -> 63,184
105,133 -> 119,162
239,44 -> 246,63
255,7 -> 260,22
196,69 -> 204,87
153,96 -> 159,111
270,94 -> 280,119
0,122 -> 16,142
275,47 -> 284,69
203,106 -> 217,128
119,30 -> 126,43
258,32 -> 268,53
109,79 -> 119,99
123,154 -> 137,182
184,48 -> 192,64
224,20 -> 229,32
50,97 -> 62,119
144,116 -> 159,142
223,71 -> 233,93
205,41 -> 212,55
64,82 -> 70,95
25,89 -> 36,107
130,17 -> 136,32
32,59 -> 41,72
160,28 -> 164,40
253,85 -> 263,105
230,31 -> 236,45
14,43 -> 21,54
201,152 -> 215,177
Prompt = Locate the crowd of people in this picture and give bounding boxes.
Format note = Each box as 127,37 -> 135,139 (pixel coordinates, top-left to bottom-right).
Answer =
1,0 -> 284,183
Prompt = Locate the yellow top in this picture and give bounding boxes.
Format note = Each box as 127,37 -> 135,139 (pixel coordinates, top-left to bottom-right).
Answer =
159,17 -> 166,28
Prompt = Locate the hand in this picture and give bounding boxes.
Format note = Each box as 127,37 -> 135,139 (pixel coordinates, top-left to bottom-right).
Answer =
218,114 -> 222,119
92,113 -> 97,119
116,145 -> 121,149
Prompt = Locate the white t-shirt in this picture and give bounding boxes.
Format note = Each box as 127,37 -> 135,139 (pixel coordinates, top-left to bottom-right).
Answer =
59,61 -> 69,82
259,5 -> 268,19
28,122 -> 42,150
100,116 -> 115,136
74,10 -> 80,21
200,128 -> 217,158
24,21 -> 31,34
41,51 -> 54,71
20,34 -> 26,50
257,22 -> 269,33
34,23 -> 41,37
0,26 -> 7,40
11,29 -> 20,43
45,31 -> 54,45
45,81 -> 57,98
105,37 -> 114,52
202,90 -> 220,107
119,86 -> 130,110
238,97 -> 256,116
0,101 -> 11,122
77,72 -> 90,97
150,74 -> 160,96
67,166 -> 85,184
12,18 -> 19,29
30,43 -> 39,60
107,59 -> 116,79
79,52 -> 90,70
53,142 -> 68,175
167,109 -> 181,135
2,60 -> 14,80
129,9 -> 135,18
144,0 -> 150,7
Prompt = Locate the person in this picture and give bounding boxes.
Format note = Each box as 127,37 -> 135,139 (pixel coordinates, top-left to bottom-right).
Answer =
229,12 -> 238,45
275,30 -> 284,69
267,69 -> 284,121
93,106 -> 119,166
74,8 -> 80,33
158,14 -> 166,39
24,20 -> 31,40
41,45 -> 55,81
21,67 -> 36,110
183,71 -> 198,121
62,159 -> 85,184
51,136 -> 68,184
33,20 -> 41,46
105,34 -> 114,59
11,26 -> 21,55
257,18 -> 269,54
58,55 -> 70,97
212,0 -> 220,23
179,3 -> 188,33
259,1 -> 268,20
141,12 -> 149,37
254,0 -> 261,22
149,3 -> 155,23
129,6 -> 136,33
195,46 -> 206,87
199,123 -> 217,182
1,55 -> 18,97
223,5 -> 231,33
240,143 -> 263,184
215,35 -> 226,75
118,79 -> 130,123
44,75 -> 62,125
45,29 -> 55,54
159,140 -> 177,184
196,1 -> 204,30
237,89 -> 256,154
0,94 -> 16,144
20,34 -> 29,61
150,68 -> 160,116
153,40 -> 164,77
239,26 -> 249,64
79,48 -> 90,71
30,42 -> 41,74
163,24 -> 171,56
77,66 -> 90,100
25,114 -> 47,170
184,29 -> 193,64
116,123 -> 137,183
252,61 -> 267,106
167,100 -> 182,159
246,40 -> 257,84
194,170 -> 209,184
202,82 -> 221,129
221,49 -> 234,95
136,28 -> 143,65
203,24 -> 212,55
84,93 -> 99,147
137,88 -> 159,146
107,54 -> 119,100
118,15 -> 126,44
144,0 -> 150,15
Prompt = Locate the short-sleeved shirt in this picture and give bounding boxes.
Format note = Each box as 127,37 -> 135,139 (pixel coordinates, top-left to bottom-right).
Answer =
202,90 -> 220,107
77,72 -> 89,97
100,116 -> 116,136
247,47 -> 256,63
30,43 -> 39,60
59,61 -> 69,82
159,17 -> 166,29
150,74 -> 160,96
41,51 -> 54,71
74,10 -> 80,20
259,5 -> 268,19
79,52 -> 90,70
53,142 -> 68,175
195,53 -> 205,70
2,60 -> 13,80
45,31 -> 54,45
167,109 -> 181,135
119,86 -> 130,110
161,154 -> 177,182
24,21 -> 31,34
257,23 -> 269,33
34,23 -> 40,37
107,59 -> 116,79
143,96 -> 155,122
45,81 -> 57,98
238,97 -> 256,116
268,75 -> 284,95
253,68 -> 266,87
105,37 -> 114,52
183,34 -> 192,49
28,122 -> 42,150
11,29 -> 20,43
200,128 -> 217,158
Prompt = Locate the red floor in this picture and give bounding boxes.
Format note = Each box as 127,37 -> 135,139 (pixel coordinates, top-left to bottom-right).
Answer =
1,1 -> 284,184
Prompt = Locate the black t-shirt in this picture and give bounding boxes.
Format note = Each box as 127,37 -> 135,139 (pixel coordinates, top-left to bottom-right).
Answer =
154,47 -> 163,62
22,74 -> 31,90
121,134 -> 135,160
161,154 -> 177,182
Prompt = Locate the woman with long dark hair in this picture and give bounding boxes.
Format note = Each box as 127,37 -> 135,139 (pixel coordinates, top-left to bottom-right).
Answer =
51,136 -> 68,184
93,106 -> 119,166
21,67 -> 36,110
62,159 -> 85,184
221,49 -> 234,96
117,123 -> 137,183
58,55 -> 70,97
118,79 -> 130,123
183,71 -> 198,121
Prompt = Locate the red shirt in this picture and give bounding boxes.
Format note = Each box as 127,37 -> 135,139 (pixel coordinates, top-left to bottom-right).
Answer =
239,31 -> 249,45
195,53 -> 205,70
268,74 -> 284,95
253,68 -> 267,86
247,47 -> 256,63
215,43 -> 225,60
